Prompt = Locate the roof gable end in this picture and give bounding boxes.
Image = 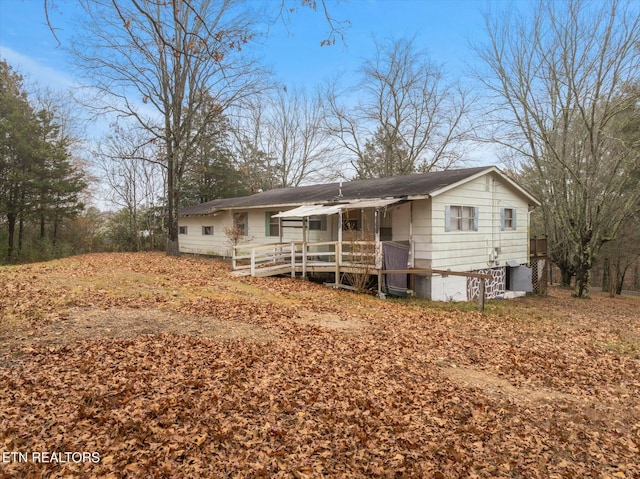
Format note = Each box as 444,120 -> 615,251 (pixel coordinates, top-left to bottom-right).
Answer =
428,166 -> 540,206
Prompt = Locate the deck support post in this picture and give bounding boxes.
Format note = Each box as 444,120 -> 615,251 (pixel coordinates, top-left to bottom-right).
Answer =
290,243 -> 296,278
337,209 -> 343,288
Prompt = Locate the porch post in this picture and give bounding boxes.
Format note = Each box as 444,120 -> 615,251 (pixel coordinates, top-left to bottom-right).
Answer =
409,201 -> 415,293
375,208 -> 383,297
302,217 -> 307,280
302,239 -> 308,280
337,209 -> 343,287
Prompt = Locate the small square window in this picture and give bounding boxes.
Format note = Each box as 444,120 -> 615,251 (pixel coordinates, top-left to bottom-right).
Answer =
308,215 -> 327,231
504,209 -> 513,229
502,208 -> 516,230
449,205 -> 476,231
202,225 -> 213,235
179,226 -> 188,235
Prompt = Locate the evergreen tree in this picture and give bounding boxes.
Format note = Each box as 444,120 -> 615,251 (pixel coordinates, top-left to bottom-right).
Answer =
181,101 -> 248,206
355,127 -> 412,179
32,109 -> 86,244
0,60 -> 88,261
0,61 -> 36,259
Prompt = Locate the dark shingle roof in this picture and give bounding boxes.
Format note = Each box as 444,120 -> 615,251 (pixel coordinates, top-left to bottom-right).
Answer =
179,166 -> 493,216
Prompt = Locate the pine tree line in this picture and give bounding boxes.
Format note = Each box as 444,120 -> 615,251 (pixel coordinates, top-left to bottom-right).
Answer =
0,61 -> 87,262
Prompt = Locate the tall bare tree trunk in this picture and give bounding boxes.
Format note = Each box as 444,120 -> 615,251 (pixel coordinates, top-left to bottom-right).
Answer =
609,259 -> 616,297
7,212 -> 16,261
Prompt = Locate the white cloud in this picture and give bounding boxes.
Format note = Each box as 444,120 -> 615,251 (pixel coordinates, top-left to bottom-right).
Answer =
0,45 -> 76,90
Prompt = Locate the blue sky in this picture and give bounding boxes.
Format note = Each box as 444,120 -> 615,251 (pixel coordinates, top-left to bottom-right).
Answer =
0,0 -> 491,93
0,0 -> 505,204
260,0 -> 487,88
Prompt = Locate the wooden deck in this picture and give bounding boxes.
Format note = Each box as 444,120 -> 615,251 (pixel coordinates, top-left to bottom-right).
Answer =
231,240 -> 494,310
231,241 -> 492,280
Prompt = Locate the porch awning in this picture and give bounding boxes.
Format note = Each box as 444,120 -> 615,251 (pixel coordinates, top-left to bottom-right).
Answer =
343,198 -> 401,209
273,198 -> 402,218
272,204 -> 342,218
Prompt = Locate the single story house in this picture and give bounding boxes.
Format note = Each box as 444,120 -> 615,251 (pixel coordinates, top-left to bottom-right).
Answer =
178,166 -> 541,301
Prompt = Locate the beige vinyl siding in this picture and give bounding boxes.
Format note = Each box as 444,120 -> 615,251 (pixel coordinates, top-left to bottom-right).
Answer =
390,202 -> 411,242
179,207 -> 338,256
411,198 -> 432,267
178,171 -> 533,271
430,173 -> 529,271
178,215 -> 229,256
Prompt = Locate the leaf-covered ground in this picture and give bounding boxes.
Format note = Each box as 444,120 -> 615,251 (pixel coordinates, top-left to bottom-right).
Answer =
1,252 -> 639,478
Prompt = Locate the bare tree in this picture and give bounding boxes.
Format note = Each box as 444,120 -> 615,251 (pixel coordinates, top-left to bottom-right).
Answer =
474,0 -> 640,297
40,0 -> 349,250
325,36 -> 474,178
601,213 -> 640,295
96,124 -> 166,251
45,1 -> 349,48
232,87 -> 336,190
42,0 -> 349,255
72,0 -> 267,255
228,99 -> 274,193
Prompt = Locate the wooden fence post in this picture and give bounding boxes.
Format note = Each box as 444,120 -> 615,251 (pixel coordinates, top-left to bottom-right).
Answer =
290,243 -> 296,278
302,242 -> 307,280
477,278 -> 485,312
334,241 -> 341,288
250,249 -> 256,277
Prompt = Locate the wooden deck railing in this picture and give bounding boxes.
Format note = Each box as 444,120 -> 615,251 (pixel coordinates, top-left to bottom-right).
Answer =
232,240 -> 381,278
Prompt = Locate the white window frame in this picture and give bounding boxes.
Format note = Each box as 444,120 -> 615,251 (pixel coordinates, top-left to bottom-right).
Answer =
500,208 -> 517,231
446,205 -> 478,232
265,212 -> 280,237
202,225 -> 214,235
308,215 -> 327,231
179,226 -> 188,235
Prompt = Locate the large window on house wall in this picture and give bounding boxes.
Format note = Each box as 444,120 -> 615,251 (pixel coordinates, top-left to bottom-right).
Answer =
501,208 -> 517,230
308,215 -> 327,231
233,212 -> 248,236
179,226 -> 188,235
202,225 -> 213,235
445,205 -> 478,232
342,209 -> 361,231
265,212 -> 280,237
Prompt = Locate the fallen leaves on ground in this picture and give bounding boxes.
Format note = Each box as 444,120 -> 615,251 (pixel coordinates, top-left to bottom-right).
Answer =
0,252 -> 639,478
